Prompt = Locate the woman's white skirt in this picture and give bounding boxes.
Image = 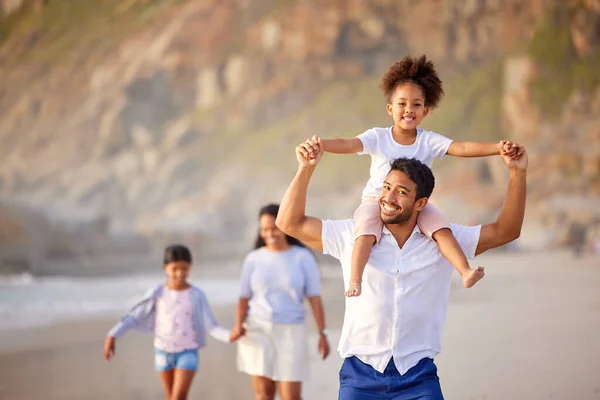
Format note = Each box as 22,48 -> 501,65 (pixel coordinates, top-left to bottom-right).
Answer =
236,317 -> 309,382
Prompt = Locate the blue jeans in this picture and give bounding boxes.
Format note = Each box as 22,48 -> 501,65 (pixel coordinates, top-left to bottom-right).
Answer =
339,357 -> 444,399
154,348 -> 199,371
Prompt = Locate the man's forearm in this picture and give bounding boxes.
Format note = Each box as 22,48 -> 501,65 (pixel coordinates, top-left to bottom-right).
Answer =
497,168 -> 527,239
276,166 -> 315,234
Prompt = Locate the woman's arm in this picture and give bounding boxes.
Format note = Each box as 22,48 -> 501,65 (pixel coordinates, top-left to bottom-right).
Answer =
320,138 -> 363,154
307,296 -> 326,333
447,141 -> 502,157
308,296 -> 330,359
230,297 -> 250,341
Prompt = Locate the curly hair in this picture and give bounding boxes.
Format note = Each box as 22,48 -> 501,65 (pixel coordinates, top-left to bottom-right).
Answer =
379,55 -> 444,108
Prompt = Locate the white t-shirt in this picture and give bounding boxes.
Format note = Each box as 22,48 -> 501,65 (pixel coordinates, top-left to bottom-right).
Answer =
239,245 -> 321,324
321,218 -> 481,374
357,127 -> 453,199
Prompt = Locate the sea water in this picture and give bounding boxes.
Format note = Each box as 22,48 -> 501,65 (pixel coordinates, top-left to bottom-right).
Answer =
0,272 -> 240,331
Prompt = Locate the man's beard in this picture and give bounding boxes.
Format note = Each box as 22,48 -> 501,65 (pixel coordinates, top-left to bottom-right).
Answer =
380,205 -> 414,225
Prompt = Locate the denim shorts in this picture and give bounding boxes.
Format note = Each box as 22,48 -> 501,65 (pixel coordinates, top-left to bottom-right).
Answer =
154,348 -> 199,371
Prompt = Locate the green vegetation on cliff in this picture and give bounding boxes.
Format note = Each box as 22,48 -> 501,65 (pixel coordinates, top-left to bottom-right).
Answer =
1,0 -> 185,66
529,6 -> 600,117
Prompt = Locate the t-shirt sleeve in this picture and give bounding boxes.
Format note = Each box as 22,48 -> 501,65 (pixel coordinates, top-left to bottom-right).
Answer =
356,128 -> 378,155
321,219 -> 353,260
300,249 -> 322,297
425,130 -> 454,159
450,223 -> 482,259
238,253 -> 254,298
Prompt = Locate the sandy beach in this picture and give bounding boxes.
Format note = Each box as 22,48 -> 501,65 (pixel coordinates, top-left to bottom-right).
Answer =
1,250 -> 599,399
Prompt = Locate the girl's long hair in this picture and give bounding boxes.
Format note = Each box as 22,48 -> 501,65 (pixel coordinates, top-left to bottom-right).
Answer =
254,204 -> 306,249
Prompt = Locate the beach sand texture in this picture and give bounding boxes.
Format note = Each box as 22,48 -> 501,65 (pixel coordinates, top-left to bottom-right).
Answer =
1,251 -> 599,399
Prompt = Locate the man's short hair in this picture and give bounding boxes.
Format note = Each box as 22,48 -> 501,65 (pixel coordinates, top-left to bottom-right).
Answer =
388,158 -> 435,199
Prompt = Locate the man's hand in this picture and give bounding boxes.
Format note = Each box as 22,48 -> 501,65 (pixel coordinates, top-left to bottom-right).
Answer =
501,143 -> 527,170
296,135 -> 324,168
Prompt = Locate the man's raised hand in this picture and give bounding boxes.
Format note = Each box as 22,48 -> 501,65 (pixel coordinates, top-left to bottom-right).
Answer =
500,143 -> 527,170
296,135 -> 324,167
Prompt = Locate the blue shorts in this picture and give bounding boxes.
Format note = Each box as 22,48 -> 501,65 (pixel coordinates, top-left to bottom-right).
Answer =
154,348 -> 199,372
339,356 -> 443,399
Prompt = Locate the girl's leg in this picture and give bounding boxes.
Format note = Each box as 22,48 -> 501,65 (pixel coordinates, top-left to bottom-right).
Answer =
347,235 -> 376,297
348,199 -> 382,297
251,376 -> 276,400
170,368 -> 196,400
278,381 -> 302,400
419,203 -> 484,288
433,229 -> 484,288
158,370 -> 175,400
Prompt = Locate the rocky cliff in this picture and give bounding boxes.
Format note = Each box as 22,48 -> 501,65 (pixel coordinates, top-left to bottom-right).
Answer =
1,0 -> 599,271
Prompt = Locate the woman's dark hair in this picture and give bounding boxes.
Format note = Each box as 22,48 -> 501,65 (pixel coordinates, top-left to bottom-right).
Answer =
163,244 -> 192,265
254,203 -> 306,249
379,55 -> 444,108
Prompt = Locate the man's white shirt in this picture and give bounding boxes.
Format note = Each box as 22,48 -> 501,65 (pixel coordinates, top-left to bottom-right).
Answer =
322,219 -> 481,374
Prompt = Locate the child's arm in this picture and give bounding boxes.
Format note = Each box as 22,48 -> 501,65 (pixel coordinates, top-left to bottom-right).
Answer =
447,140 -> 504,158
201,293 -> 231,343
320,138 -> 364,154
103,304 -> 145,361
103,336 -> 116,360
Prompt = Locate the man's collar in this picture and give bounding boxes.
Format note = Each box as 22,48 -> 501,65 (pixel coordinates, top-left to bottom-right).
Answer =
382,223 -> 424,237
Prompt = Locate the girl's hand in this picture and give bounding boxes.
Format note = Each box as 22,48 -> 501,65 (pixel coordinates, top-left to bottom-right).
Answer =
229,325 -> 246,342
501,141 -> 523,160
103,336 -> 116,361
499,140 -> 518,157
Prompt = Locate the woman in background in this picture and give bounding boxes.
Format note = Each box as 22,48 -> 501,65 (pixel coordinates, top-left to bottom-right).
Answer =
229,204 -> 330,400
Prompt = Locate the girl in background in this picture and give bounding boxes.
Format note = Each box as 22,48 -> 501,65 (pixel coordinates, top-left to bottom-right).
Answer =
103,244 -> 230,400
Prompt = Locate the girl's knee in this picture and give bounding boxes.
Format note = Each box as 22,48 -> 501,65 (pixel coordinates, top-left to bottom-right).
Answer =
169,393 -> 188,400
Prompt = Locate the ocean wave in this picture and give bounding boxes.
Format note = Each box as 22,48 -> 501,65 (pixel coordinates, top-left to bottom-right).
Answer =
0,274 -> 240,331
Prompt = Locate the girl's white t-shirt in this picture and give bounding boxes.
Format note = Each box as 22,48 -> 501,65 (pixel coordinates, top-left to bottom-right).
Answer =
357,127 -> 453,199
154,287 -> 199,353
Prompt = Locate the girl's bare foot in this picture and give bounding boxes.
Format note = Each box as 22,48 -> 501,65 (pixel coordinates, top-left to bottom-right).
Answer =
463,266 -> 485,288
345,281 -> 362,297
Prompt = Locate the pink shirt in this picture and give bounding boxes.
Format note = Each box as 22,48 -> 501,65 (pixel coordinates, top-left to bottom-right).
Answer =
153,287 -> 199,353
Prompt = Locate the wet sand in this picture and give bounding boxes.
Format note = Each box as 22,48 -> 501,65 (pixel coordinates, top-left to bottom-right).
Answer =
1,251 -> 599,399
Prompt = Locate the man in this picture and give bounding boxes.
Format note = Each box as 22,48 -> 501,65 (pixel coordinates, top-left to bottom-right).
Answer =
275,136 -> 527,399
